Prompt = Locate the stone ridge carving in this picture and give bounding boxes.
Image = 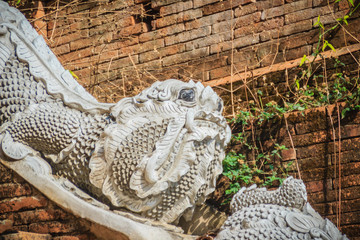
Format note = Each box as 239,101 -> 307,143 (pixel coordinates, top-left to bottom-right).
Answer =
216,177 -> 349,240
0,1 -> 231,225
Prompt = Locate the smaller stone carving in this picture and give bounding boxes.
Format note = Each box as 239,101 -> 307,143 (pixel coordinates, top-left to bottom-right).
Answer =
216,177 -> 349,240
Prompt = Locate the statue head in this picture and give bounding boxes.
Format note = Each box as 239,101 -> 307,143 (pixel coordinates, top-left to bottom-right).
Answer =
89,79 -> 231,222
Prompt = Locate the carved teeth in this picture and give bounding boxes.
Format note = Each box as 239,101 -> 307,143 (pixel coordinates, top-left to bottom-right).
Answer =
194,111 -> 227,128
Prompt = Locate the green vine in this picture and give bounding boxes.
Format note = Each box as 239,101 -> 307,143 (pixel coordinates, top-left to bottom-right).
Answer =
221,0 -> 360,203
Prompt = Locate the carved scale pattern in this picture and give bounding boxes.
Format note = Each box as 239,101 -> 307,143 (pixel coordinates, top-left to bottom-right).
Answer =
54,113 -> 110,193
0,54 -> 111,197
6,103 -> 80,154
112,119 -> 170,192
0,55 -> 53,125
230,176 -> 307,213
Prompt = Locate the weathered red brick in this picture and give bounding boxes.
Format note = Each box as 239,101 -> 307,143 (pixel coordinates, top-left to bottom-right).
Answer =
69,38 -> 95,51
185,10 -> 232,30
114,22 -> 149,38
285,5 -> 333,24
327,211 -> 360,226
334,125 -> 360,139
2,231 -> 51,240
53,236 -> 81,240
185,32 -> 231,51
14,208 -> 70,225
281,148 -> 296,161
0,219 -> 13,234
89,0 -> 135,15
118,39 -> 164,56
203,0 -> 253,15
311,9 -> 350,26
235,17 -> 284,38
212,12 -> 262,34
0,196 -> 47,214
139,24 -> 185,42
0,164 -> 12,183
280,29 -> 318,50
340,225 -> 360,238
165,26 -> 210,46
155,9 -> 203,28
209,66 -> 231,79
0,183 -> 32,199
305,179 -> 332,193
53,44 -> 71,56
210,34 -> 260,54
139,44 -> 186,63
235,4 -> 257,17
260,19 -> 313,41
152,0 -> 179,8
261,0 -> 312,20
159,1 -> 193,16
284,45 -> 312,61
162,47 -> 209,66
193,0 -> 220,8
51,30 -> 89,47
29,221 -> 77,234
59,47 -> 94,62
97,55 -> 139,72
334,174 -> 360,189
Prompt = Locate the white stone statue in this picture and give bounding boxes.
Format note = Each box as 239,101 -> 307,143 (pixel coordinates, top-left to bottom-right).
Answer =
0,1 -> 231,225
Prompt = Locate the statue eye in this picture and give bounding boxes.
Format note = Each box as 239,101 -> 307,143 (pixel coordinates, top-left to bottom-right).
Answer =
178,89 -> 195,102
217,101 -> 223,112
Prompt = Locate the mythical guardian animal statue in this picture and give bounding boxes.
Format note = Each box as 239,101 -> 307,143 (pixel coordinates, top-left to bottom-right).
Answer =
0,1 -> 231,224
216,177 -> 349,240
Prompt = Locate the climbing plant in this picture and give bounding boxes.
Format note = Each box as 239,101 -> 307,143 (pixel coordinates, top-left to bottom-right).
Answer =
221,0 -> 360,203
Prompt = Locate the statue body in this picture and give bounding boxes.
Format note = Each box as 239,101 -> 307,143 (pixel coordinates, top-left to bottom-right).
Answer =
0,1 -> 231,224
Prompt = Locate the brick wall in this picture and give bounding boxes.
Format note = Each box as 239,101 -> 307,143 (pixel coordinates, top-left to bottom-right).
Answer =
22,0 -> 359,107
282,105 -> 360,239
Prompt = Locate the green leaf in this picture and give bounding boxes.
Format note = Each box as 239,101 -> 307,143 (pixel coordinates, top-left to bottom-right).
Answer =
348,0 -> 354,6
314,15 -> 320,27
299,55 -> 307,67
322,41 -> 328,51
341,108 -> 350,118
16,0 -> 21,4
327,42 -> 336,51
69,70 -> 79,79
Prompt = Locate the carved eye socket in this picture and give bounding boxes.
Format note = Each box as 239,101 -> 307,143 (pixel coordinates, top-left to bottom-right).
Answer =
178,89 -> 195,102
